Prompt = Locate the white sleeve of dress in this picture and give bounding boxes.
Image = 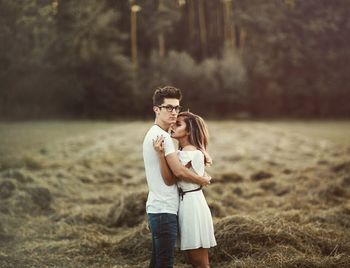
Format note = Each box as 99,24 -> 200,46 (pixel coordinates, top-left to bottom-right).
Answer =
191,151 -> 205,176
179,152 -> 192,166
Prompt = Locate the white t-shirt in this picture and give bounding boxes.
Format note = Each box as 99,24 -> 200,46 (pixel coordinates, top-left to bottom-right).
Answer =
143,124 -> 179,215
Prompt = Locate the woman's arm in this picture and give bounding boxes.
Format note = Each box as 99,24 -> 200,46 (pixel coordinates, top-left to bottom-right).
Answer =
153,136 -> 177,186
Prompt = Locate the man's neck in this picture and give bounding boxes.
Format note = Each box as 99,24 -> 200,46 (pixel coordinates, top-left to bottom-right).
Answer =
154,119 -> 169,131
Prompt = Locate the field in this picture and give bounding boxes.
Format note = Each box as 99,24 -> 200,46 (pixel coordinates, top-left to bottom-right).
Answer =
0,120 -> 350,267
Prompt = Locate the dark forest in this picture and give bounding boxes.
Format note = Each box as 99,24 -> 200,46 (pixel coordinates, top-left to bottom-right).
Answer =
1,0 -> 349,119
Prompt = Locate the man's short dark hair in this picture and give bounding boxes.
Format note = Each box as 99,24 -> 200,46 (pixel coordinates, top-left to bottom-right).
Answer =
153,86 -> 182,106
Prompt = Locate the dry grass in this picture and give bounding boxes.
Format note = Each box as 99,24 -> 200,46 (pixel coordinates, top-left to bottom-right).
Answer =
0,120 -> 350,267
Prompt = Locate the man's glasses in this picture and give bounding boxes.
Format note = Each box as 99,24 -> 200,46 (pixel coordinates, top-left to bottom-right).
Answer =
158,105 -> 182,113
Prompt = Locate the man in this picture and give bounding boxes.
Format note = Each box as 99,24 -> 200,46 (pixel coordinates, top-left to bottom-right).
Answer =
143,86 -> 210,268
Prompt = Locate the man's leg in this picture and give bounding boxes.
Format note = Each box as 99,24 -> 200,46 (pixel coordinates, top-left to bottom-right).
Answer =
149,230 -> 156,268
148,214 -> 157,268
148,213 -> 178,268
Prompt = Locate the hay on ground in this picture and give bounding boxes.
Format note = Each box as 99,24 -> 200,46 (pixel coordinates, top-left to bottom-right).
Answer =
210,214 -> 350,267
107,190 -> 147,227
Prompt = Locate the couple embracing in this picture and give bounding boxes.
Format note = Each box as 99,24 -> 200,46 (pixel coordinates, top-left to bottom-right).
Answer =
143,86 -> 216,268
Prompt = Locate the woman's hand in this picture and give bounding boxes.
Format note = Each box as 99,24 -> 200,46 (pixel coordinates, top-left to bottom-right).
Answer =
153,136 -> 165,156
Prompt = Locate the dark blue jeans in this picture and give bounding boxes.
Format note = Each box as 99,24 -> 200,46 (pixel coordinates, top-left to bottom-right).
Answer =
147,213 -> 178,268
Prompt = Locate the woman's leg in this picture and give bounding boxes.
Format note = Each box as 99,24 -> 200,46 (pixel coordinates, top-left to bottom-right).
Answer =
186,248 -> 210,268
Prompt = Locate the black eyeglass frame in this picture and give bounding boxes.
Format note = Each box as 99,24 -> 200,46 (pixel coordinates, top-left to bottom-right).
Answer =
157,105 -> 182,113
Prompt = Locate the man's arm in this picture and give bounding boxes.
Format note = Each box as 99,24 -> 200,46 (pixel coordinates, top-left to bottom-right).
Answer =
165,152 -> 210,186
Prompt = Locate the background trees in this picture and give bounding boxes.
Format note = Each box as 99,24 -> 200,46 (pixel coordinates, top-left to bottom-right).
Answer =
0,0 -> 349,119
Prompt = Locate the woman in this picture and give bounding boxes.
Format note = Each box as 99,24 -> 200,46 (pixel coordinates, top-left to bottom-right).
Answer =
153,111 -> 216,268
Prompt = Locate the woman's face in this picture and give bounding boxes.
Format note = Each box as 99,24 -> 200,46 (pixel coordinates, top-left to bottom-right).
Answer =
171,116 -> 188,140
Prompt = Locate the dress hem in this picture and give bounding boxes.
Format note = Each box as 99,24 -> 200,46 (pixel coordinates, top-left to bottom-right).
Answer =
180,244 -> 217,251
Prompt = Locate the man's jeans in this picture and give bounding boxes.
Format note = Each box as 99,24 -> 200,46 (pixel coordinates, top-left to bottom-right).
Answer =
147,213 -> 178,268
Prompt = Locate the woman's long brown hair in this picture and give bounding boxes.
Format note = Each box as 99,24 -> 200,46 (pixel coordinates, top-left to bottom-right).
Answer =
177,111 -> 212,165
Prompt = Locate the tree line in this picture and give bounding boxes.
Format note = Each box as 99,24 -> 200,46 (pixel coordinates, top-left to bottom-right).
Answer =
0,0 -> 349,119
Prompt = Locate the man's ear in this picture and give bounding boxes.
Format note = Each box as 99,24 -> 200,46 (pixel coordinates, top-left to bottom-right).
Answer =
153,106 -> 159,114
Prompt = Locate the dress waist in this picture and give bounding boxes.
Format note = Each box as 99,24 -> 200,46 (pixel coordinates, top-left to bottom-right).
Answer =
178,186 -> 202,201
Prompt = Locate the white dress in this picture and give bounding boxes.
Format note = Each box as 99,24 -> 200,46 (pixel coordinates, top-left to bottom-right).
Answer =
177,150 -> 217,251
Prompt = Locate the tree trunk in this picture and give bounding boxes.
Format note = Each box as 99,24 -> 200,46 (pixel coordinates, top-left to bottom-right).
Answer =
131,8 -> 138,66
158,0 -> 165,57
197,0 -> 207,58
187,0 -> 196,42
158,33 -> 165,58
222,0 -> 234,50
239,27 -> 246,54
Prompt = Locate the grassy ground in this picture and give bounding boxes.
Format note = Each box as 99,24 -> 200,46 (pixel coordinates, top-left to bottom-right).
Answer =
266,120 -> 350,146
1,120 -> 349,158
0,121 -> 114,159
0,120 -> 349,267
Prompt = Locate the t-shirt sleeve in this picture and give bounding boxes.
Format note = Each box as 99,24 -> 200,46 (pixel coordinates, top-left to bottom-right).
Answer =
163,133 -> 175,156
191,151 -> 205,176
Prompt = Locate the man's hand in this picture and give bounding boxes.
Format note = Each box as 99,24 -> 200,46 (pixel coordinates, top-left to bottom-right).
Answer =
153,136 -> 165,156
199,173 -> 211,186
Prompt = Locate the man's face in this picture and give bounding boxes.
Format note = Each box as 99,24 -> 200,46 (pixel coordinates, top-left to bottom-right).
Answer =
154,98 -> 181,125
